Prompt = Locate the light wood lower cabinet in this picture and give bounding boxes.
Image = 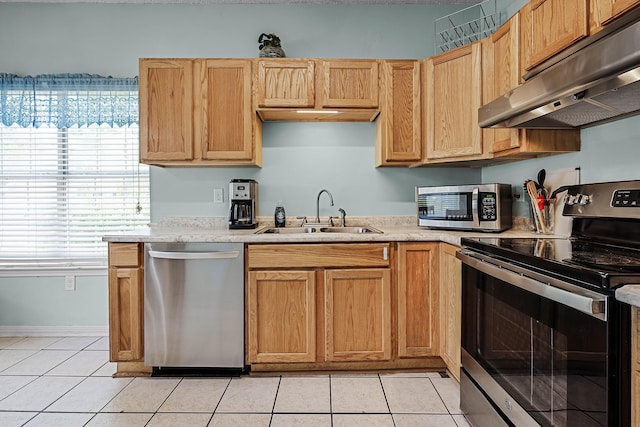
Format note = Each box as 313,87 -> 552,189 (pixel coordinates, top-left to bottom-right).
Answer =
107,243 -> 150,376
439,243 -> 462,380
397,242 -> 439,358
246,243 -> 444,372
325,268 -> 391,361
247,270 -> 316,363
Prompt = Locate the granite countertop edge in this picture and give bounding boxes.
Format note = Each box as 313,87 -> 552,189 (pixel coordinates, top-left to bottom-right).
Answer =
101,215 -> 555,246
615,286 -> 640,309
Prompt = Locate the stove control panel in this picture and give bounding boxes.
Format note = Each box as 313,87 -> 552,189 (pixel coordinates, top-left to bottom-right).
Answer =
612,189 -> 640,207
563,180 -> 640,218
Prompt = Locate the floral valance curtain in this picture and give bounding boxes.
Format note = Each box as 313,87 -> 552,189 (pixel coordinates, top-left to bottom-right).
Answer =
0,73 -> 138,128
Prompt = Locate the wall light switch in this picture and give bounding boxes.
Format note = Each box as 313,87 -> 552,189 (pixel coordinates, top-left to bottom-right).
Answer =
64,275 -> 76,291
213,188 -> 224,204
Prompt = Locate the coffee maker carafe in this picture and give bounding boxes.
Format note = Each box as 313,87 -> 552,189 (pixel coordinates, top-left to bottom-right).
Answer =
229,179 -> 259,229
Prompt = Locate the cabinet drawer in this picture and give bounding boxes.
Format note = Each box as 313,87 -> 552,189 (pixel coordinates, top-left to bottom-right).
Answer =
109,243 -> 142,267
247,243 -> 390,269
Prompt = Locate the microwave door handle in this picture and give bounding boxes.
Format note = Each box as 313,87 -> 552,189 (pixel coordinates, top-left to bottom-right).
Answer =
472,188 -> 480,227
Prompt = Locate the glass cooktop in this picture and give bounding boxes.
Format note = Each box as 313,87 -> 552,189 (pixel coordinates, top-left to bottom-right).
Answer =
461,236 -> 640,290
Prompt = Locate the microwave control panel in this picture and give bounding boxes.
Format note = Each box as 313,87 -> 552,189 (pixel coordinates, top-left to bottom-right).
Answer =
480,192 -> 497,221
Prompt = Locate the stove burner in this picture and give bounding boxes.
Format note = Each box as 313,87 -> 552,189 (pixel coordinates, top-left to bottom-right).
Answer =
568,251 -> 640,268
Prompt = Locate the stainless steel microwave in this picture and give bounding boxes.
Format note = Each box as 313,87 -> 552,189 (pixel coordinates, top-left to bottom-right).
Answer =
416,184 -> 512,232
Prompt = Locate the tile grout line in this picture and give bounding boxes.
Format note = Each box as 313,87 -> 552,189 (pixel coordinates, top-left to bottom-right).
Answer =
267,375 -> 282,426
377,374 -> 397,426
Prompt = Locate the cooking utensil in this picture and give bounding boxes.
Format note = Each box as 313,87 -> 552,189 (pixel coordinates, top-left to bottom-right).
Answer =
537,169 -> 546,190
526,180 -> 547,233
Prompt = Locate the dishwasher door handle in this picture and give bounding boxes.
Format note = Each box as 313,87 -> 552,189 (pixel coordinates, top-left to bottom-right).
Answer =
148,250 -> 241,260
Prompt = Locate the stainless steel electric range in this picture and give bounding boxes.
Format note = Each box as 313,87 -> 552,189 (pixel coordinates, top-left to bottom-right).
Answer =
457,180 -> 640,427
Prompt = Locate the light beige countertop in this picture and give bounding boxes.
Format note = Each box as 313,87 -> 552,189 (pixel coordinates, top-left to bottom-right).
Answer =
102,215 -> 551,246
615,286 -> 640,308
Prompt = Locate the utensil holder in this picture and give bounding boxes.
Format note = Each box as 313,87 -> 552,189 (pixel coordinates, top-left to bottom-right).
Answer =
529,197 -> 555,234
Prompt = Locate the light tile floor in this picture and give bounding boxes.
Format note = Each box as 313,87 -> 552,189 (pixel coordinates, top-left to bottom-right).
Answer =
0,336 -> 471,427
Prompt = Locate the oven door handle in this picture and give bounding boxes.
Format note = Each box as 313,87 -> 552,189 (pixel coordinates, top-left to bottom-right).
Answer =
457,249 -> 607,320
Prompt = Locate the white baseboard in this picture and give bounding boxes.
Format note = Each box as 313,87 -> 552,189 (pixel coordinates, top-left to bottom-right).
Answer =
0,325 -> 108,337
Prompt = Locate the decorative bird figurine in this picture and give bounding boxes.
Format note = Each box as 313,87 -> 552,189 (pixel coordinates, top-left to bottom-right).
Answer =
258,33 -> 286,58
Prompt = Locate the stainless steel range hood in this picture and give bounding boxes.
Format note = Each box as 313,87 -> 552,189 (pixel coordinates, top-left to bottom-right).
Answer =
479,9 -> 640,129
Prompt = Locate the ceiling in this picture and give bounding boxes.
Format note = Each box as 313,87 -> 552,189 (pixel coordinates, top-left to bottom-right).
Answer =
0,0 -> 484,4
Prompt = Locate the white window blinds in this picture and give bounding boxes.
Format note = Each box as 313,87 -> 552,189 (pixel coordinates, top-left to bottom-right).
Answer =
0,74 -> 149,267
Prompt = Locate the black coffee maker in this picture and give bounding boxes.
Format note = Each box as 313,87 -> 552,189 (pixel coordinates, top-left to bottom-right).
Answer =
229,179 -> 259,229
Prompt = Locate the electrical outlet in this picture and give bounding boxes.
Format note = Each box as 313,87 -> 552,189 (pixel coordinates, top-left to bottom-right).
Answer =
64,275 -> 76,291
213,188 -> 224,204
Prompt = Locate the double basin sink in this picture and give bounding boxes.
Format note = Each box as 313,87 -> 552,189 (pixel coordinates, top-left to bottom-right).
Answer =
255,225 -> 383,234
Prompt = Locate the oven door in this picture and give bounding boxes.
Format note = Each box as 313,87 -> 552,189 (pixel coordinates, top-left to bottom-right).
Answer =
458,250 -> 630,427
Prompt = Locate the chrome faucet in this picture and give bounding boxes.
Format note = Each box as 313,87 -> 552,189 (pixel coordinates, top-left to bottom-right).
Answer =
338,208 -> 346,227
315,189 -> 334,223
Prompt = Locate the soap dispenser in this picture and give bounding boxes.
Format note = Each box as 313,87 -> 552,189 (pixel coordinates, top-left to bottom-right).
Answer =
274,200 -> 286,227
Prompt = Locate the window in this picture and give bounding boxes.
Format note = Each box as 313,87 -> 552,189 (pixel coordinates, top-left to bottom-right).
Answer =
0,74 -> 149,269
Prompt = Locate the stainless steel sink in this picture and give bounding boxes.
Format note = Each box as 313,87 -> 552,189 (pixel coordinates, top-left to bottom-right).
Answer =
255,227 -> 318,234
255,225 -> 382,234
319,226 -> 382,234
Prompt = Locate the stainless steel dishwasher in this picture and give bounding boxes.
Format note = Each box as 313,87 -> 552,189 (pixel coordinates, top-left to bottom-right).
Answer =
144,242 -> 245,371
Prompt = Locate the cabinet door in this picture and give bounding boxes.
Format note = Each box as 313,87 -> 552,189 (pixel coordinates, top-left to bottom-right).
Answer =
256,59 -> 315,108
397,243 -> 439,358
325,268 -> 391,361
522,0 -> 589,71
591,0 -> 640,31
485,15 -> 522,155
247,270 -> 316,363
108,267 -> 144,362
139,59 -> 193,162
610,0 -> 640,18
424,42 -> 483,160
320,60 -> 379,108
375,60 -> 422,166
195,59 -> 260,164
439,243 -> 461,380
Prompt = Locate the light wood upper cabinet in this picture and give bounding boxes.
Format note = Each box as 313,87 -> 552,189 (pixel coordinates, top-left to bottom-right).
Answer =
483,15 -> 582,159
521,0 -> 589,71
439,243 -> 461,381
194,59 -> 261,163
256,59 -> 316,108
591,0 -> 640,33
319,60 -> 379,108
247,270 -> 316,363
397,242 -> 439,358
423,41 -> 486,162
375,60 -> 422,166
139,59 -> 193,162
325,268 -> 391,362
108,243 -> 144,363
255,59 -> 380,122
139,58 -> 262,167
